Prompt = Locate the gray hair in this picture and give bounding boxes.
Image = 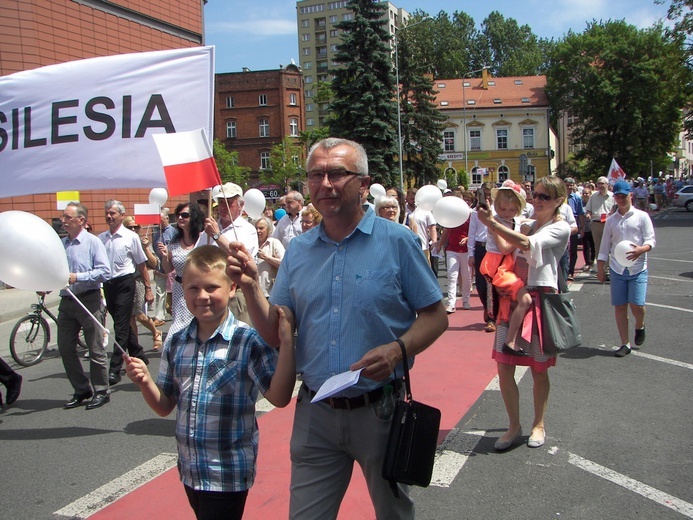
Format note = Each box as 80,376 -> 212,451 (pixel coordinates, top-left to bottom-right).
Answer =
254,215 -> 275,235
105,199 -> 125,214
307,137 -> 369,176
286,190 -> 304,205
66,202 -> 88,220
375,195 -> 400,222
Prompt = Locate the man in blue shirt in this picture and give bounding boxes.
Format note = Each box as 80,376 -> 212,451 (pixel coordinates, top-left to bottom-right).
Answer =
227,138 -> 448,519
564,178 -> 585,281
58,202 -> 111,409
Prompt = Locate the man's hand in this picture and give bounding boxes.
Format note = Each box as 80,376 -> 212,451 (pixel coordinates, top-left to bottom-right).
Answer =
349,342 -> 401,382
204,217 -> 220,237
226,241 -> 259,289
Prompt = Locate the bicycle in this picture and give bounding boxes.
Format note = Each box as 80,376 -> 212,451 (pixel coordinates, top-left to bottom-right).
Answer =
9,293 -> 106,367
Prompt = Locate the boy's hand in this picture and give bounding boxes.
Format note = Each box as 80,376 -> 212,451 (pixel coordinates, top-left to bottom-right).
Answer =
125,356 -> 152,386
276,305 -> 294,348
226,242 -> 259,289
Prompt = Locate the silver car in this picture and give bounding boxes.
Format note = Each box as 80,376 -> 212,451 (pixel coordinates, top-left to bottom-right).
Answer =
671,185 -> 693,212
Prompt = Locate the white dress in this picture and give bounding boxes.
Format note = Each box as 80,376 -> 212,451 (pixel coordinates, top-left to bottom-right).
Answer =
166,241 -> 194,342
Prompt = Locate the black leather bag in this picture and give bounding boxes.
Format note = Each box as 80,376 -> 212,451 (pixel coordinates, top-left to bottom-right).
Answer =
382,340 -> 441,497
540,270 -> 582,354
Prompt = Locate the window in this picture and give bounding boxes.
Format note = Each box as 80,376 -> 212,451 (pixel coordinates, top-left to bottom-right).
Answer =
260,151 -> 270,169
300,4 -> 324,14
305,75 -> 313,84
290,117 -> 299,137
342,13 -> 353,21
307,118 -> 315,126
498,165 -> 509,183
306,103 -> 314,112
225,96 -> 234,108
305,90 -> 313,98
471,168 -> 483,185
259,118 -> 269,137
469,129 -> 481,151
523,128 -> 535,149
329,15 -> 338,23
302,33 -> 311,42
226,120 -> 236,139
496,128 -> 508,150
328,1 -> 348,8
304,61 -> 312,70
289,93 -> 297,105
301,19 -> 309,28
303,48 -> 311,56
259,94 -> 267,106
443,130 -> 455,152
330,29 -> 339,37
331,44 -> 339,52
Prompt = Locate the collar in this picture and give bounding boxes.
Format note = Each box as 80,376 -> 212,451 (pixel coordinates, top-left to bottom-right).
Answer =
314,207 -> 374,245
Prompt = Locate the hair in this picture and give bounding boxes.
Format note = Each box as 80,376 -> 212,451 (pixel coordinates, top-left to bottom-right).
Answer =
183,245 -> 230,281
375,195 -> 401,222
67,202 -> 88,220
536,176 -> 567,217
105,199 -> 125,214
306,137 -> 369,175
386,186 -> 406,223
255,215 -> 275,235
171,202 -> 205,244
301,206 -> 323,225
406,187 -> 417,197
492,190 -> 523,217
122,215 -> 136,228
597,176 -> 608,185
286,190 -> 304,205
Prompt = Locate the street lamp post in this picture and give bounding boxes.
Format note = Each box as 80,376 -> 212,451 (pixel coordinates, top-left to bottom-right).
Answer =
462,66 -> 488,177
394,16 -> 432,193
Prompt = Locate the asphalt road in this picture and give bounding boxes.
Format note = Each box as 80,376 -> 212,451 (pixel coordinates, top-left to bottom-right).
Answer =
0,206 -> 691,520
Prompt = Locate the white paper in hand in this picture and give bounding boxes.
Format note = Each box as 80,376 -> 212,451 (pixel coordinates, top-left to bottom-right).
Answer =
310,369 -> 364,403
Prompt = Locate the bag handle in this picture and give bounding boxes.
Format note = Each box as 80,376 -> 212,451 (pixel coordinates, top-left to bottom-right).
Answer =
394,338 -> 412,402
557,265 -> 569,294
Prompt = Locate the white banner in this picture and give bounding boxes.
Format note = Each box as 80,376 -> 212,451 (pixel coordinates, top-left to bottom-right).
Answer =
0,46 -> 215,198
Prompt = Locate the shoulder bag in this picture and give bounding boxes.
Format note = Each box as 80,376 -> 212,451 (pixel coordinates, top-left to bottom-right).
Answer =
540,269 -> 582,354
382,339 -> 441,497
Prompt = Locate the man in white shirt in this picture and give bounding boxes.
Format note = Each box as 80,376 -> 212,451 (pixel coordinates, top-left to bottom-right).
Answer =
272,190 -> 304,249
405,188 -> 438,273
597,181 -> 655,357
203,182 -> 259,259
99,200 -> 152,385
585,176 -> 615,273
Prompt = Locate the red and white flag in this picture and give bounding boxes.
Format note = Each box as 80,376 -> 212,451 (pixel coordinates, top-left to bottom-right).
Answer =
133,203 -> 160,226
153,128 -> 222,197
607,158 -> 626,185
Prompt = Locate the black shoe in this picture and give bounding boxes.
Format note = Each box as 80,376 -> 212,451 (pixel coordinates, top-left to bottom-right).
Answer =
502,343 -> 530,357
85,392 -> 110,410
108,371 -> 122,385
634,328 -> 645,346
6,373 -> 22,406
614,345 -> 631,358
64,391 -> 94,409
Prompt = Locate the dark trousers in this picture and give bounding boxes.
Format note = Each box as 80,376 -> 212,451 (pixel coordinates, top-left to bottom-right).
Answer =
474,245 -> 499,321
57,291 -> 109,394
582,231 -> 595,266
0,355 -> 18,387
103,274 -> 146,373
568,234 -> 579,277
184,485 -> 248,520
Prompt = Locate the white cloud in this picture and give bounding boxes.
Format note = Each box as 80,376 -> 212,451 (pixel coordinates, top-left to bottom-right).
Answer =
207,19 -> 296,37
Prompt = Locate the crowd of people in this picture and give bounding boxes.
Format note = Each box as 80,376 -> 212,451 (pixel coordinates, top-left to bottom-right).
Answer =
1,140 -> 667,519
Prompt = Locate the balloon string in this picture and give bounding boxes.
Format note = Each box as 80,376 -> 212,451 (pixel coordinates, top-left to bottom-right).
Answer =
65,287 -> 128,359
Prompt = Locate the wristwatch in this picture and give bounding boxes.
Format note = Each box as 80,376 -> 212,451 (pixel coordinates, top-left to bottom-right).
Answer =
212,232 -> 220,241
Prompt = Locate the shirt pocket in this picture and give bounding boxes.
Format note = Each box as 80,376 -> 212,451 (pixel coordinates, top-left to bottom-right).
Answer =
353,269 -> 398,312
206,359 -> 240,395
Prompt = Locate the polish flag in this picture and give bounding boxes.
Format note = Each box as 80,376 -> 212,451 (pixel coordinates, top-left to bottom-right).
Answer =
153,128 -> 222,196
133,203 -> 160,225
607,158 -> 626,185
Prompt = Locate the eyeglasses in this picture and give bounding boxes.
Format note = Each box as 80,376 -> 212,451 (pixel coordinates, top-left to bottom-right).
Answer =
531,191 -> 554,202
379,206 -> 398,210
177,212 -> 190,219
306,169 -> 360,183
61,214 -> 80,221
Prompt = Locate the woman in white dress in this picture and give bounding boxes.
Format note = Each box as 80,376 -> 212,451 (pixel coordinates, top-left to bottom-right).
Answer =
255,216 -> 285,297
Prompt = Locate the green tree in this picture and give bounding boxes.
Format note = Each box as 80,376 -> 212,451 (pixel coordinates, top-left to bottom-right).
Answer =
546,20 -> 692,177
213,139 -> 250,186
328,0 -> 399,185
397,32 -> 446,187
262,137 -> 304,192
298,127 -> 330,151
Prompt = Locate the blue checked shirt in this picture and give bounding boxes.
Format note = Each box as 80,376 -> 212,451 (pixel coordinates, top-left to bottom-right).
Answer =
270,208 -> 443,397
158,312 -> 278,492
59,229 -> 110,297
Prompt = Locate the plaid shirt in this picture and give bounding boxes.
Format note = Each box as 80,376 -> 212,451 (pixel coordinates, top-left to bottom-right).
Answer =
158,312 -> 278,492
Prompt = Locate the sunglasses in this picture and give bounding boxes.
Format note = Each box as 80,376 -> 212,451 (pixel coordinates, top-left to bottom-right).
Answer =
126,225 -> 141,230
177,212 -> 191,219
531,191 -> 554,202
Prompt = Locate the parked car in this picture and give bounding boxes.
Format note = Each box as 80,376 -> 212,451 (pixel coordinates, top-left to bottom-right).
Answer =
671,185 -> 693,212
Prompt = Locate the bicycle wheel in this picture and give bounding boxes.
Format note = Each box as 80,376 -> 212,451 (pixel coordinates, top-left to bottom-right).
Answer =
10,314 -> 50,367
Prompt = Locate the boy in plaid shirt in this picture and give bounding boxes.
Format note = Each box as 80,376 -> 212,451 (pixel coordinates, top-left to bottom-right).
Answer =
126,245 -> 295,519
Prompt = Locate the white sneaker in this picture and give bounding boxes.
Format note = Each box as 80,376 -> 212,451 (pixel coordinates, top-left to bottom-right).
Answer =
462,301 -> 471,310
446,305 -> 456,314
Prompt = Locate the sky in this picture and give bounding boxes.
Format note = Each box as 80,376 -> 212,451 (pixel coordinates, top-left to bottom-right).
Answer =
203,0 -> 672,73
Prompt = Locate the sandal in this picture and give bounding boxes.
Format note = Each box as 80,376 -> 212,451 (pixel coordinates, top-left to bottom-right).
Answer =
153,330 -> 163,351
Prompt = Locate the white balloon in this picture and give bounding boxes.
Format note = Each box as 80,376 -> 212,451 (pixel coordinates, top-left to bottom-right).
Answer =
415,185 -> 443,211
148,188 -> 168,206
370,183 -> 387,200
436,179 -> 448,191
432,197 -> 471,228
613,240 -> 636,267
0,211 -> 69,292
244,188 -> 266,219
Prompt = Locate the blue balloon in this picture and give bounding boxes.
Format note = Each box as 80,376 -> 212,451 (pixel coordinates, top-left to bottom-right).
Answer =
274,208 -> 287,221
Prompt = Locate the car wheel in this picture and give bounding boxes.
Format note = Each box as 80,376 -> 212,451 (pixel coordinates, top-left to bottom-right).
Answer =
686,200 -> 693,212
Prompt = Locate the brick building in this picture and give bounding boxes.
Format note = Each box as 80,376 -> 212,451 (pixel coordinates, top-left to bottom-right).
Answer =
0,0 -> 205,233
215,64 -> 305,183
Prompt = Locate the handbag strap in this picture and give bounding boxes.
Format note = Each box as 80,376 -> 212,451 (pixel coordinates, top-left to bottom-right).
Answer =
394,338 -> 412,402
557,265 -> 569,294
